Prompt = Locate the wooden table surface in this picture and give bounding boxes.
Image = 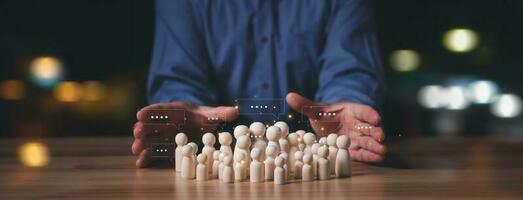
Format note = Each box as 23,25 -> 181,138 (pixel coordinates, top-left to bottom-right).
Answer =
1,137 -> 522,199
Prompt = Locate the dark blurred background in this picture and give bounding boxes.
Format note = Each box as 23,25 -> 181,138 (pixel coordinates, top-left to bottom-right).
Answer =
1,0 -> 522,139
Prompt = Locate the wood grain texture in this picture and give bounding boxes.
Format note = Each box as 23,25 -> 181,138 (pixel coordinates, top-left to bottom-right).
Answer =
1,137 -> 522,199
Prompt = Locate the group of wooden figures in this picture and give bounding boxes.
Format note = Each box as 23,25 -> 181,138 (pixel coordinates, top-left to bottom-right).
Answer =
174,121 -> 351,184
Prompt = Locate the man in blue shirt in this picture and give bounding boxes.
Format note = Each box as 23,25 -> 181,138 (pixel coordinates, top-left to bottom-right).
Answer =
132,0 -> 386,167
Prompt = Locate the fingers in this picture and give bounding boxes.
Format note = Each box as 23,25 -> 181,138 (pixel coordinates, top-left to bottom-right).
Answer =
349,135 -> 387,155
133,122 -> 145,139
132,138 -> 151,155
135,147 -> 152,168
349,148 -> 384,163
368,126 -> 385,142
350,104 -> 381,126
350,125 -> 385,142
286,92 -> 322,119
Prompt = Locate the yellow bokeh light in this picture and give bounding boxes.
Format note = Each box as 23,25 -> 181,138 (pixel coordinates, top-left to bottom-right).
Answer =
82,81 -> 106,101
53,81 -> 83,102
389,49 -> 421,72
287,114 -> 293,119
443,28 -> 479,53
0,80 -> 26,100
30,57 -> 63,79
17,142 -> 50,167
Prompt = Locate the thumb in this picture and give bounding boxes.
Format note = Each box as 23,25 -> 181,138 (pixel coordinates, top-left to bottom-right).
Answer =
196,106 -> 239,122
286,92 -> 322,119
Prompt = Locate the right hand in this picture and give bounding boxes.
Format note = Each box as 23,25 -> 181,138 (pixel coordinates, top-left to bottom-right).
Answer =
132,102 -> 239,168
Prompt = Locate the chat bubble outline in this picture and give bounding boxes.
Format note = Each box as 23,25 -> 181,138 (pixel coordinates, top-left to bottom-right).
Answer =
234,98 -> 287,118
140,108 -> 187,129
150,143 -> 175,158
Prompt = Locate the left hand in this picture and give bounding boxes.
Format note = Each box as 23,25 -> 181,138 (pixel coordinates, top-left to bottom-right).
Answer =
286,92 -> 387,163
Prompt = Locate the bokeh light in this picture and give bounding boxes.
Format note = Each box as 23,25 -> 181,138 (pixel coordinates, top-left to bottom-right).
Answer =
445,86 -> 470,110
418,85 -> 470,110
491,94 -> 522,118
389,49 -> 421,72
417,85 -> 446,109
0,80 -> 26,100
82,81 -> 106,101
53,81 -> 83,102
17,142 -> 50,167
443,28 -> 479,53
29,56 -> 64,87
467,80 -> 499,104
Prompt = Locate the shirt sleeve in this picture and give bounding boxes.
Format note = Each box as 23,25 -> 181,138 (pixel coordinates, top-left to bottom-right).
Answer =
315,0 -> 385,110
147,0 -> 217,106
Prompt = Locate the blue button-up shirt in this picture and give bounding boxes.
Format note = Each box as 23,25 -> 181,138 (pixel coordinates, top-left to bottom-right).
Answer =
148,0 -> 384,124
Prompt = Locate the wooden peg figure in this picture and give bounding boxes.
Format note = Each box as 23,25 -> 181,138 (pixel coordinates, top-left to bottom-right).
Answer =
302,153 -> 313,181
234,125 -> 249,139
274,121 -> 289,138
295,130 -> 306,151
335,135 -> 352,178
175,133 -> 188,172
250,148 -> 264,182
236,135 -> 251,173
196,154 -> 208,181
222,155 -> 234,183
319,137 -> 327,146
264,145 -> 278,180
303,132 -> 316,154
266,126 -> 282,153
311,143 -> 320,178
327,133 -> 338,174
218,132 -> 233,156
317,146 -> 330,180
212,151 -> 220,179
188,142 -> 198,176
218,152 -> 226,180
296,130 -> 306,139
274,121 -> 289,152
181,145 -> 195,179
280,154 -> 289,179
249,122 -> 267,150
202,132 -> 216,174
234,125 -> 249,152
294,151 -> 304,179
234,152 -> 246,181
287,133 -> 299,174
280,139 -> 291,178
274,156 -> 286,185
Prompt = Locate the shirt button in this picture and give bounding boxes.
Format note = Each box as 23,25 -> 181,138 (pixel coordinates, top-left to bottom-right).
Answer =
260,36 -> 268,44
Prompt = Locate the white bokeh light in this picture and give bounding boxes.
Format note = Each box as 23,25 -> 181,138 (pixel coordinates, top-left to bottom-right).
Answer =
444,86 -> 470,110
418,85 -> 471,110
417,85 -> 445,109
467,80 -> 499,104
491,94 -> 522,118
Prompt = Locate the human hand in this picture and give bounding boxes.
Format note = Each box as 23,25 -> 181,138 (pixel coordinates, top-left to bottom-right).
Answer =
286,92 -> 386,162
132,102 -> 238,167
